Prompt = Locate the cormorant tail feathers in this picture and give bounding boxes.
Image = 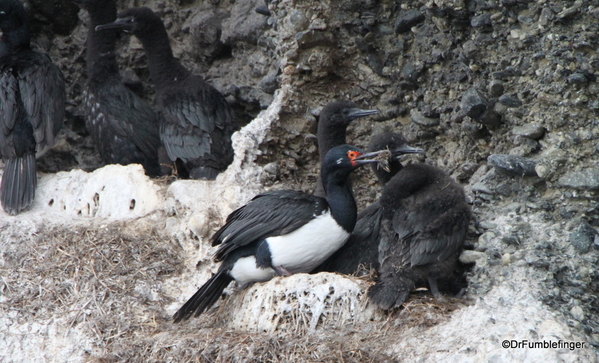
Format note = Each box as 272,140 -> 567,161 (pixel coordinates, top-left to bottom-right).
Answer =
367,269 -> 415,310
1,153 -> 36,215
173,270 -> 233,323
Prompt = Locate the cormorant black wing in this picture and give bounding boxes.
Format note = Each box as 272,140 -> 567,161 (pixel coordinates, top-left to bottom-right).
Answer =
384,192 -> 469,268
16,51 -> 65,154
0,68 -> 20,157
160,85 -> 234,163
212,190 -> 329,261
93,78 -> 161,159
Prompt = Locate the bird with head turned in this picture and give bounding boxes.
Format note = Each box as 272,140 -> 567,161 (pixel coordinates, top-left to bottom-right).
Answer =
96,6 -> 237,180
72,0 -> 164,177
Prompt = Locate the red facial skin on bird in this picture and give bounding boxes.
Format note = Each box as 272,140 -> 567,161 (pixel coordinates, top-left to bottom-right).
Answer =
348,151 -> 362,167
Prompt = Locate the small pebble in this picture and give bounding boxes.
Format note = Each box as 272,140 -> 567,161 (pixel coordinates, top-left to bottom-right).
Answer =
498,94 -> 522,108
395,9 -> 425,33
512,124 -> 545,139
461,87 -> 488,120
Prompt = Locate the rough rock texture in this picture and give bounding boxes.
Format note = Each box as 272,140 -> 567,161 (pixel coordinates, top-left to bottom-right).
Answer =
2,0 -> 599,361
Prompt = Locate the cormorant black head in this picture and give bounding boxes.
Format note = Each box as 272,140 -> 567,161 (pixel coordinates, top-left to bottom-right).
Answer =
0,0 -> 31,51
95,7 -> 162,35
317,100 -> 379,163
321,144 -> 385,183
367,132 -> 424,185
320,100 -> 379,130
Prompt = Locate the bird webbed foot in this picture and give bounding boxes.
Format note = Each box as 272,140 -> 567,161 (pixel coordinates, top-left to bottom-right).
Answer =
273,265 -> 292,277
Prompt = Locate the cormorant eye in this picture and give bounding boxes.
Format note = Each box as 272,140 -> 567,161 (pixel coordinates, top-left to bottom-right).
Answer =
347,151 -> 361,160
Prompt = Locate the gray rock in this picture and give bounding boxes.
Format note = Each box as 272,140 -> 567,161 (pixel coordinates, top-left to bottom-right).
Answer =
462,40 -> 478,58
488,80 -> 504,97
568,73 -> 588,84
471,182 -> 494,194
461,87 -> 488,120
259,71 -> 279,94
186,9 -> 228,61
487,154 -> 538,177
517,14 -> 534,24
471,13 -> 492,28
221,0 -> 269,45
502,235 -> 520,246
295,30 -> 335,49
498,94 -> 522,108
569,220 -> 598,254
557,2 -> 581,19
481,108 -> 503,129
410,109 -> 440,127
395,9 -> 425,33
558,168 -> 599,190
539,7 -> 554,26
286,9 -> 309,32
511,124 -> 545,139
402,62 -> 422,83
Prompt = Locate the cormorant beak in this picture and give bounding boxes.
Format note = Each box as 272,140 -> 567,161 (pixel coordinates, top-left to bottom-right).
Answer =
95,16 -> 135,32
353,149 -> 390,165
392,144 -> 425,157
346,108 -> 379,121
70,0 -> 83,5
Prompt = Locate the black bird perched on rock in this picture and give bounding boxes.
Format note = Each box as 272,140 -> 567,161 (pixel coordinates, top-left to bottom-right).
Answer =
314,100 -> 379,197
96,7 -> 237,180
0,0 -> 65,215
172,144 -> 386,322
368,133 -> 471,309
73,0 -> 163,177
318,132 -> 424,275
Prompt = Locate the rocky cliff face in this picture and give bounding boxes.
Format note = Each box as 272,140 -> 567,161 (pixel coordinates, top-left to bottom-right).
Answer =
1,0 -> 599,361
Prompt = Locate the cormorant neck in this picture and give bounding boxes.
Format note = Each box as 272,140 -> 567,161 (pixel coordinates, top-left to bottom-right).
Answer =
322,169 -> 357,233
317,121 -> 347,164
135,25 -> 190,87
85,4 -> 119,79
373,159 -> 403,185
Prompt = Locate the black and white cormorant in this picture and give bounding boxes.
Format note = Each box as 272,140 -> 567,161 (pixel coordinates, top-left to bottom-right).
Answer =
0,0 -> 65,215
318,132 -> 425,275
368,133 -> 471,309
172,144 -> 386,322
73,0 -> 162,176
96,7 -> 237,180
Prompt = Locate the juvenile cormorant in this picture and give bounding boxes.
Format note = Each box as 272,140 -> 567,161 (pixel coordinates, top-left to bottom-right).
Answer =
368,133 -> 471,309
318,132 -> 424,275
73,0 -> 162,176
96,7 -> 237,180
172,145 -> 386,322
0,0 -> 65,215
